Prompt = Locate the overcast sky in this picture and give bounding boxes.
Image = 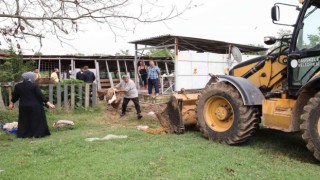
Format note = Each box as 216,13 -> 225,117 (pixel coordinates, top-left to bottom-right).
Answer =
10,0 -> 301,55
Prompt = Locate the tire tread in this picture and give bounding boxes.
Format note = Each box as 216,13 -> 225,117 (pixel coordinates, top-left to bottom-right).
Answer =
300,92 -> 320,161
196,82 -> 260,144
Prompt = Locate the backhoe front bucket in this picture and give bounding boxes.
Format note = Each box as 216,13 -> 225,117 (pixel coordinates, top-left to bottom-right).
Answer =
156,93 -> 199,134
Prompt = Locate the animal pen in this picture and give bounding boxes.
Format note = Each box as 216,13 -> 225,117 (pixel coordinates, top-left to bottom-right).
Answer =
130,35 -> 267,91
0,54 -> 174,91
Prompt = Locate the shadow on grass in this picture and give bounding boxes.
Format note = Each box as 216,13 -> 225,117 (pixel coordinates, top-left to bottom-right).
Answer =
245,128 -> 319,164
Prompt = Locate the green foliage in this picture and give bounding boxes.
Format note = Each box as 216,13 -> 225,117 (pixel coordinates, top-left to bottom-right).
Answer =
66,53 -> 85,56
0,47 -> 35,82
42,79 -> 97,110
147,49 -> 173,57
307,34 -> 320,47
306,26 -> 320,47
0,48 -> 10,54
39,82 -> 86,109
115,49 -> 131,56
34,51 -> 43,55
92,53 -> 111,56
59,79 -> 85,85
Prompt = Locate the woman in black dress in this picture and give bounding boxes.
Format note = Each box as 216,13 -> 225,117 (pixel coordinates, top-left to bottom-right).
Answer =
9,72 -> 55,138
138,61 -> 148,89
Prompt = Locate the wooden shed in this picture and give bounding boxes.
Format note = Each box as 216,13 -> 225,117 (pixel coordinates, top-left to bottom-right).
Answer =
0,54 -> 174,90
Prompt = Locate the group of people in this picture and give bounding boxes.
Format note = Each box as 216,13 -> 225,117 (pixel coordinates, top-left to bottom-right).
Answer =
33,66 -> 96,84
8,66 -> 95,139
138,60 -> 161,96
114,60 -> 161,120
76,66 -> 96,83
7,61 -> 161,139
33,67 -> 60,83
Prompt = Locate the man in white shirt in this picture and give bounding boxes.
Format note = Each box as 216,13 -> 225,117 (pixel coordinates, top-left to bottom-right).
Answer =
115,75 -> 142,119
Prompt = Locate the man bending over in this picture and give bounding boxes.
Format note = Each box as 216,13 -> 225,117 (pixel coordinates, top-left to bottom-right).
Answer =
115,75 -> 143,119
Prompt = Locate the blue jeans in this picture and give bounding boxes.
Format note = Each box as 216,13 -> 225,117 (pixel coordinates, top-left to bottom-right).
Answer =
148,78 -> 159,94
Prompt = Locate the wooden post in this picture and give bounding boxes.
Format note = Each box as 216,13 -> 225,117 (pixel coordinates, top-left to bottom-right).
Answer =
64,84 -> 68,111
105,60 -> 110,73
85,83 -> 90,109
70,84 -> 75,110
108,72 -> 114,87
92,83 -> 97,107
165,62 -> 169,74
164,62 -> 173,93
95,60 -> 101,90
105,60 -> 111,88
56,84 -> 61,109
117,60 -> 121,81
134,43 -> 139,88
174,37 -> 179,91
71,59 -> 75,79
49,84 -> 54,103
78,84 -> 83,107
38,58 -> 41,71
124,61 -> 128,73
71,59 -> 74,71
59,58 -> 62,82
161,76 -> 164,94
0,86 -> 6,111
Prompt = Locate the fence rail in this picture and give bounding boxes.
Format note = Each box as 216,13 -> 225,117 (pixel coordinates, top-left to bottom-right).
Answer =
0,82 -> 97,111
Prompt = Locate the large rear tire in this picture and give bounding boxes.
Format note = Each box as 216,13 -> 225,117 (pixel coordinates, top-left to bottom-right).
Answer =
196,82 -> 260,144
301,92 -> 320,161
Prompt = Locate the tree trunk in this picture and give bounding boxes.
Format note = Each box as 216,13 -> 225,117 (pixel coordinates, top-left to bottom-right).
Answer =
0,86 -> 6,111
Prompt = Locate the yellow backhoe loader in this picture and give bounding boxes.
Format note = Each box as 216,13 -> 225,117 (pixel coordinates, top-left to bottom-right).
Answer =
159,0 -> 320,161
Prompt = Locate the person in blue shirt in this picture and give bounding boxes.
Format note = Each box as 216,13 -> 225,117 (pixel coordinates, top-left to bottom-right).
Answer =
147,61 -> 160,96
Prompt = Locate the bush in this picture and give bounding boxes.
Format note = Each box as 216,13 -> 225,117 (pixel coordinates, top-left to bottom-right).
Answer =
39,81 -> 88,109
60,79 -> 85,85
0,47 -> 35,82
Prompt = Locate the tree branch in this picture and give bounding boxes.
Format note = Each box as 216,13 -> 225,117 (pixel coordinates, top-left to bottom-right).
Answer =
0,0 -> 196,49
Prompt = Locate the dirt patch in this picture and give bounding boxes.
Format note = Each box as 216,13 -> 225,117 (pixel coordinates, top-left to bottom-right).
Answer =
91,101 -> 167,130
139,103 -> 167,115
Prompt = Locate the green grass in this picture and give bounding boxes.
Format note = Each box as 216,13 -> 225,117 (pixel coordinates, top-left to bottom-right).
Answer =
0,104 -> 319,180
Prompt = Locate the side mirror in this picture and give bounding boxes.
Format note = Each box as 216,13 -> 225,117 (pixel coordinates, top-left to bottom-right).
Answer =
271,5 -> 280,21
264,36 -> 277,45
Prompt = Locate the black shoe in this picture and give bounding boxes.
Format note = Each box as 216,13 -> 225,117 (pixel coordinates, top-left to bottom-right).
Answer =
120,112 -> 126,117
137,114 -> 143,119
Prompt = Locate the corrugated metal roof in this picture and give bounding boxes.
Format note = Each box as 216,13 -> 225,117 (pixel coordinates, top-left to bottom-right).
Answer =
130,34 -> 267,54
0,54 -> 171,61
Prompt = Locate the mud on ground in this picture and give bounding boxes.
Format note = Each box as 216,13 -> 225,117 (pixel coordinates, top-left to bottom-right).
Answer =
92,101 -> 167,130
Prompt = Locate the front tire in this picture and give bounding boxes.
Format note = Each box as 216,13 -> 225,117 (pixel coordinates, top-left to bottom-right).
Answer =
301,92 -> 320,161
196,82 -> 260,144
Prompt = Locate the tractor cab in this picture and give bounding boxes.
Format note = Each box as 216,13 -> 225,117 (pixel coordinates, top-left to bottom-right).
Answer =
271,1 -> 320,96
